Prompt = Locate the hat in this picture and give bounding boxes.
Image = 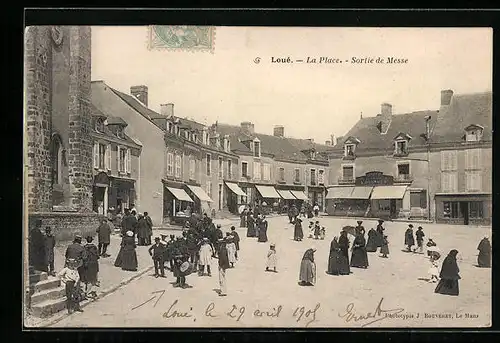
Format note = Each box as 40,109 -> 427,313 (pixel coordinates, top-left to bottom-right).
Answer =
408,224 -> 413,228
203,237 -> 209,242
154,237 -> 161,241
126,231 -> 133,237
270,243 -> 276,247
378,219 -> 384,223
357,221 -> 363,224
231,226 -> 236,231
75,234 -> 82,239
217,224 -> 221,228
417,226 -> 423,230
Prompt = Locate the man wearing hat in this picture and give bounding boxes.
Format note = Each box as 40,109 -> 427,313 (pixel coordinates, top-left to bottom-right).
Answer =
415,226 -> 426,254
217,237 -> 230,296
65,235 -> 87,279
149,237 -> 167,278
355,221 -> 365,236
404,224 -> 415,252
96,218 -> 112,257
376,219 -> 385,249
44,227 -> 56,276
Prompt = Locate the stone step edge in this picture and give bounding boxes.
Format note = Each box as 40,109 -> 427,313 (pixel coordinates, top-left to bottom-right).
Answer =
30,286 -> 66,304
38,264 -> 154,328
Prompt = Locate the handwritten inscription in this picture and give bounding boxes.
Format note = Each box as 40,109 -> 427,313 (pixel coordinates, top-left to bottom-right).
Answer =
338,297 -> 405,327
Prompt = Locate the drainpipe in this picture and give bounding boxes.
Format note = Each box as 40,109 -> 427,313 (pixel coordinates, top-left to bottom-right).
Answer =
425,115 -> 432,221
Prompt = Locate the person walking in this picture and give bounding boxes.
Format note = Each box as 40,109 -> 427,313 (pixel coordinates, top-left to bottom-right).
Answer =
380,235 -> 390,258
58,258 -> 84,314
258,216 -> 269,243
350,229 -> 369,269
137,214 -> 149,246
414,226 -> 425,254
117,231 -> 138,272
226,232 -> 237,268
96,219 -> 111,257
82,236 -> 100,299
434,249 -> 461,296
217,238 -> 230,296
299,248 -> 317,286
404,224 -> 415,252
266,243 -> 278,273
294,218 -> 304,241
477,235 -> 491,268
230,227 -> 240,260
43,227 -> 56,276
144,212 -> 153,245
149,237 -> 167,278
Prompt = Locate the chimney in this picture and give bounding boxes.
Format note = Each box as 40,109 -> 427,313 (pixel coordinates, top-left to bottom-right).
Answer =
330,134 -> 335,145
160,103 -> 174,117
336,136 -> 343,145
241,121 -> 255,135
306,138 -> 314,143
130,85 -> 148,106
379,103 -> 392,133
424,115 -> 432,140
440,89 -> 454,106
325,140 -> 331,145
273,125 -> 284,137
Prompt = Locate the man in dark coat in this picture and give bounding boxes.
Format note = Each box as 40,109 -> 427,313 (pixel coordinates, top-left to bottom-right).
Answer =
96,219 -> 111,257
477,235 -> 491,268
29,219 -> 47,272
217,238 -> 230,296
121,209 -> 138,237
230,226 -> 240,259
65,235 -> 87,279
44,227 -> 56,276
404,224 -> 415,252
149,237 -> 167,278
144,212 -> 154,245
137,214 -> 149,246
376,219 -> 385,248
414,226 -> 425,253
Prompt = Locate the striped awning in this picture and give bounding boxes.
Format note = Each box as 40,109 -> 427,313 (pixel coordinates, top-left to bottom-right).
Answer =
371,186 -> 408,200
326,187 -> 354,199
225,182 -> 247,197
256,185 -> 281,199
186,185 -> 213,202
290,190 -> 308,200
277,190 -> 296,200
347,186 -> 374,199
166,187 -> 194,202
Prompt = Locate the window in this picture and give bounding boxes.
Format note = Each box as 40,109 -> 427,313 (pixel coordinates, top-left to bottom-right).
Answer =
441,150 -> 458,171
254,140 -> 261,157
443,201 -> 461,218
309,169 -> 316,185
241,162 -> 248,178
318,169 -> 325,185
344,144 -> 355,157
253,162 -> 261,180
342,165 -> 354,180
394,140 -> 408,155
175,155 -> 182,178
441,172 -> 458,193
218,157 -> 223,178
206,154 -> 211,176
227,160 -> 232,179
441,150 -> 458,192
469,201 -> 484,218
397,163 -> 410,180
263,163 -> 271,181
189,159 -> 196,180
466,171 -> 482,192
206,182 -> 212,198
278,167 -> 285,182
294,168 -> 301,183
378,200 -> 391,211
167,153 -> 174,176
465,149 -> 481,170
410,190 -> 427,208
98,143 -> 106,170
95,118 -> 105,133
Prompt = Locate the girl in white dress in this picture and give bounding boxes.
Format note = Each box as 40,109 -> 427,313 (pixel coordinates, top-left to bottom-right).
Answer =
266,243 -> 278,272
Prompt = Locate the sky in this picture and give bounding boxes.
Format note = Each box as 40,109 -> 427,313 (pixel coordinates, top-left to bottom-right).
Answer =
91,26 -> 492,144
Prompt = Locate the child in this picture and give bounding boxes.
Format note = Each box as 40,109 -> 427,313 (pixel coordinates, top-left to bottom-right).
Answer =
428,257 -> 439,283
225,232 -> 237,268
319,227 -> 326,240
82,236 -> 100,299
58,258 -> 84,314
380,235 -> 389,258
308,221 -> 314,239
44,227 -> 56,276
313,221 -> 321,240
266,243 -> 278,273
198,238 -> 213,276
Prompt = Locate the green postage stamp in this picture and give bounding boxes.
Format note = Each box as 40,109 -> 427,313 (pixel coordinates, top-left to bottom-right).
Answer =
147,26 -> 216,53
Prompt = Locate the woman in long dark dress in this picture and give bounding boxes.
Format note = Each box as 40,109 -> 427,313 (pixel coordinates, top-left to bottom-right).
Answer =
137,215 -> 149,246
246,214 -> 256,237
240,209 -> 247,228
82,236 -> 100,298
365,228 -> 378,252
376,220 -> 385,248
119,231 -> 138,271
350,230 -> 369,268
435,249 -> 460,296
338,230 -> 351,272
258,216 -> 268,242
294,218 -> 304,241
477,236 -> 491,268
327,237 -> 350,275
299,248 -> 316,286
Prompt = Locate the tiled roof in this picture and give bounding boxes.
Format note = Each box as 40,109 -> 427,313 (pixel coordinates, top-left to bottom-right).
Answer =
106,116 -> 128,126
432,92 -> 492,143
332,110 -> 438,152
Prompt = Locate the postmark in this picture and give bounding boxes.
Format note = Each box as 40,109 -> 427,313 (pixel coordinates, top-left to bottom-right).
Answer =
147,25 -> 216,53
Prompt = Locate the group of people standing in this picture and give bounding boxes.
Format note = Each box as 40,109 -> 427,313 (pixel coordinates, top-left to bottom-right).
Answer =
241,208 -> 269,243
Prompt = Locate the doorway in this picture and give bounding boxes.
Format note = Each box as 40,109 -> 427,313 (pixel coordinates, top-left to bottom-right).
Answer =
460,202 -> 469,225
93,186 -> 106,215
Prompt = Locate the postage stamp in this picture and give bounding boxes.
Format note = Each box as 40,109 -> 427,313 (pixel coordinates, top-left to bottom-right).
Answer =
147,25 -> 216,53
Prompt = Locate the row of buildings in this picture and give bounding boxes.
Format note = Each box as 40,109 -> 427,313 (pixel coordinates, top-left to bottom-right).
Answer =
25,26 -> 491,233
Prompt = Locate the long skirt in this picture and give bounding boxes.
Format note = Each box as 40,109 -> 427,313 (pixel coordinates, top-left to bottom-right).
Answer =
366,237 -> 378,252
227,243 -> 237,264
478,252 -> 491,268
81,262 -> 99,284
434,278 -> 459,296
120,248 -> 138,271
350,248 -> 369,268
246,223 -> 256,237
327,251 -> 350,275
380,244 -> 389,255
114,247 -> 124,267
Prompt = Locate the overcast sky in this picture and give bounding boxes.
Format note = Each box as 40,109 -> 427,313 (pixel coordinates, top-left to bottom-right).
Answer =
91,26 -> 492,144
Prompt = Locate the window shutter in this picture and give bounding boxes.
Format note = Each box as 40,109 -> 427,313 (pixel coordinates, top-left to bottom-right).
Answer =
450,151 -> 457,171
106,144 -> 112,170
473,149 -> 481,169
441,173 -> 448,192
93,143 -> 99,169
117,147 -> 121,172
450,172 -> 457,192
126,149 -> 131,173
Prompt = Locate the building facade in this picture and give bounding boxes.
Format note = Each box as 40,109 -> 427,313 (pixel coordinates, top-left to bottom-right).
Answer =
327,90 -> 492,225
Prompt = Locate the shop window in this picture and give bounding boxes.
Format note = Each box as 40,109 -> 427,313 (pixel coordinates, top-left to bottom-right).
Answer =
469,201 -> 484,218
443,201 -> 462,218
378,200 -> 391,211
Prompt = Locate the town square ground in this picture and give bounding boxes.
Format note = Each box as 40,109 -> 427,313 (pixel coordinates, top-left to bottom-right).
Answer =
51,216 -> 491,328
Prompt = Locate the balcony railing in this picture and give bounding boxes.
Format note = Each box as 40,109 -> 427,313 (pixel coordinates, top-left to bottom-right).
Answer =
310,179 -> 317,186
394,174 -> 413,182
338,177 -> 355,184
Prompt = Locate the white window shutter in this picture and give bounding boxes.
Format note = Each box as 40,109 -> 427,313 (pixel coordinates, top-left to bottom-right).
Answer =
473,149 -> 481,169
126,149 -> 131,173
451,151 -> 457,171
117,147 -> 121,172
93,143 -> 99,169
106,144 -> 112,170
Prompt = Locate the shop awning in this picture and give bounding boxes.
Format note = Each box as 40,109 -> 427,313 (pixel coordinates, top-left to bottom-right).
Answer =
166,187 -> 194,202
371,185 -> 408,200
256,185 -> 281,199
347,186 -> 374,199
277,190 -> 296,200
326,186 -> 354,199
225,182 -> 247,197
186,185 -> 213,202
290,190 -> 309,201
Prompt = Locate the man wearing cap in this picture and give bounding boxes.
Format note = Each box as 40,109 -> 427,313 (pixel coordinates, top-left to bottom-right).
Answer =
415,226 -> 426,254
96,218 -> 112,257
217,237 -> 230,296
65,235 -> 87,280
355,221 -> 365,236
376,219 -> 385,249
404,224 -> 415,252
149,237 -> 167,278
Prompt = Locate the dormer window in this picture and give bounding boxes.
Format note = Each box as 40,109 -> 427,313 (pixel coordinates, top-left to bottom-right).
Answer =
344,144 -> 355,157
464,124 -> 484,142
393,133 -> 412,156
95,118 -> 105,133
253,139 -> 261,158
116,127 -> 125,139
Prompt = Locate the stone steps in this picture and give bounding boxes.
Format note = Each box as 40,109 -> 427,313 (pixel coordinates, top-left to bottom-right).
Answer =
30,297 -> 67,318
31,286 -> 66,306
30,271 -> 48,284
32,277 -> 61,293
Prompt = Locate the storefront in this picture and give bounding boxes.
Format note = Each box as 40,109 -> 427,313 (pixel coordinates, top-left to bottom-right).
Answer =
224,181 -> 248,214
185,184 -> 213,216
325,186 -> 373,217
276,189 -> 298,214
307,186 -> 326,212
255,185 -> 281,214
370,185 -> 408,219
163,182 -> 194,226
435,193 -> 491,225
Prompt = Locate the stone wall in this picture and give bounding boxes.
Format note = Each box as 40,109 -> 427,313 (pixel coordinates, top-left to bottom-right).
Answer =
29,212 -> 104,242
25,26 -> 53,212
